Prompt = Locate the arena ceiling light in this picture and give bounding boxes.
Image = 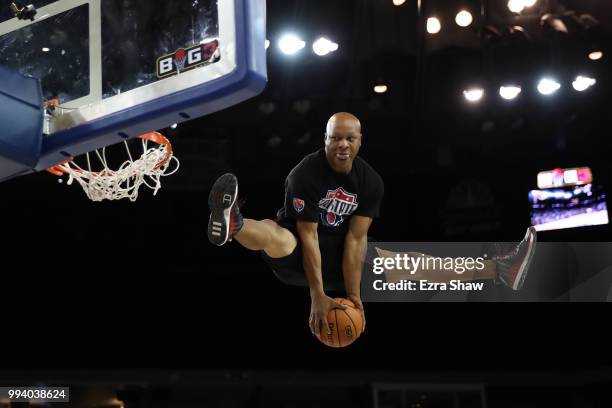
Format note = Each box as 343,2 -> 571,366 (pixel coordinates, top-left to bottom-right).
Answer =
463,88 -> 484,103
278,34 -> 306,55
509,25 -> 530,43
507,0 -> 525,14
588,51 -> 603,60
265,39 -> 270,49
312,37 -> 339,56
392,0 -> 407,5
427,17 -> 442,34
572,75 -> 596,92
499,85 -> 522,100
537,78 -> 561,95
455,10 -> 473,27
507,0 -> 537,14
374,84 -> 388,94
541,14 -> 569,34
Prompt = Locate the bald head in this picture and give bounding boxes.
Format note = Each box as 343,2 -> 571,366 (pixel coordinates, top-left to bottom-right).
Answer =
326,112 -> 361,136
324,112 -> 362,174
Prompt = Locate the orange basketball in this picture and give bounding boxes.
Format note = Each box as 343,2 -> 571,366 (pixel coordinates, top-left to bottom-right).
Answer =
315,298 -> 363,348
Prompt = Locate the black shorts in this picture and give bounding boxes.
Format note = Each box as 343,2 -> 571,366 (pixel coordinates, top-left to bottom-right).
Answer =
261,233 -> 346,291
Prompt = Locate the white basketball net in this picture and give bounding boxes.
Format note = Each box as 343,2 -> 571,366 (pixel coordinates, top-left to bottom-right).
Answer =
49,134 -> 180,202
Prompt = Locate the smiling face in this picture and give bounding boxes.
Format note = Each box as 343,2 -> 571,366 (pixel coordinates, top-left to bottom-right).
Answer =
324,112 -> 362,174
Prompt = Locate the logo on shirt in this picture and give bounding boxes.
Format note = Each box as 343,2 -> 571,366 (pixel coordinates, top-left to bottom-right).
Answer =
318,187 -> 359,227
293,197 -> 305,213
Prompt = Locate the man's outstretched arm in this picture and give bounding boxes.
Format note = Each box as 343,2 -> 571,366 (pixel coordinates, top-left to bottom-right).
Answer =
343,215 -> 372,332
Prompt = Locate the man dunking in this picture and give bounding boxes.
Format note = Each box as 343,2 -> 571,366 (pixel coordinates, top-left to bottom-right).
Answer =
207,112 -> 383,337
207,112 -> 537,337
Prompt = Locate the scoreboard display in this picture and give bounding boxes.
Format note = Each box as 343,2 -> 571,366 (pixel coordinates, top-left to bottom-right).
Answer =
529,167 -> 608,232
537,167 -> 592,189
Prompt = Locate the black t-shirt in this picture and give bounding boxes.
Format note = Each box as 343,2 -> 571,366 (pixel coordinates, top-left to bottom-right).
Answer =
276,149 -> 384,236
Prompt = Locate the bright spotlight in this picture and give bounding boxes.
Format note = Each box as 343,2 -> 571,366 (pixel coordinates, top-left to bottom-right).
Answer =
42,47 -> 50,52
312,37 -> 338,56
507,0 -> 525,13
455,10 -> 473,27
278,34 -> 306,55
265,39 -> 270,49
588,51 -> 603,61
499,85 -> 522,100
463,88 -> 484,103
537,78 -> 561,95
508,0 -> 537,13
392,0 -> 406,5
572,75 -> 596,92
427,17 -> 441,34
170,123 -> 178,129
374,84 -> 388,94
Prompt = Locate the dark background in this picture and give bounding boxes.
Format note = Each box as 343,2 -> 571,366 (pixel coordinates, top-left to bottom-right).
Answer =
2,0 -> 612,404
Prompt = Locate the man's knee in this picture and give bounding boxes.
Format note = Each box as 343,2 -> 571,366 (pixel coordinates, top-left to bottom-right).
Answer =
262,219 -> 298,258
261,218 -> 278,228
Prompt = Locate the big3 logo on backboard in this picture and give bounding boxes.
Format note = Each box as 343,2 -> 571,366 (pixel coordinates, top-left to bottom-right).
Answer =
318,187 -> 358,227
156,39 -> 220,78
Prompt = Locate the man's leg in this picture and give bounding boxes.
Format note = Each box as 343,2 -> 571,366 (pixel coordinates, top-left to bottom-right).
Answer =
207,173 -> 297,259
374,227 -> 537,290
234,219 -> 298,259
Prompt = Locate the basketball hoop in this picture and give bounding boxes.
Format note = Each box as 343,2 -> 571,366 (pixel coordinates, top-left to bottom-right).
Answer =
47,131 -> 180,202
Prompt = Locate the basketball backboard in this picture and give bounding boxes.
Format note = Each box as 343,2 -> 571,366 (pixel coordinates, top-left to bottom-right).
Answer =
0,0 -> 266,180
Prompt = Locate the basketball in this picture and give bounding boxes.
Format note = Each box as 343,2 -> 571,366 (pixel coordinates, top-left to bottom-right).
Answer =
315,298 -> 363,348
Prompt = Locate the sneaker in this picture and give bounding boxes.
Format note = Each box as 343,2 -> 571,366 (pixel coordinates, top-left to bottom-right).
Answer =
207,173 -> 244,246
495,227 -> 537,290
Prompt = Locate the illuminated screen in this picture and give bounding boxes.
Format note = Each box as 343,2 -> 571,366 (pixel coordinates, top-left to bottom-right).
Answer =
529,184 -> 609,231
